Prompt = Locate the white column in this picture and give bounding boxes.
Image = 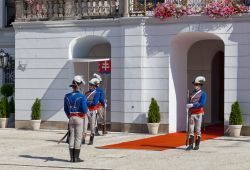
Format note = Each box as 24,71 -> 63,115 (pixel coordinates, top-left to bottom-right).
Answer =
123,0 -> 129,17
0,0 -> 5,28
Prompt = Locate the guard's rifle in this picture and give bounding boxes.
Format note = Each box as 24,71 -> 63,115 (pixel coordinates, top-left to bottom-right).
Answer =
202,114 -> 206,132
103,99 -> 108,135
58,130 -> 69,144
185,90 -> 190,146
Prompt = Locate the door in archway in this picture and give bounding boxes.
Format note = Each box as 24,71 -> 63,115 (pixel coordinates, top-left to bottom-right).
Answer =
187,40 -> 224,125
211,51 -> 224,123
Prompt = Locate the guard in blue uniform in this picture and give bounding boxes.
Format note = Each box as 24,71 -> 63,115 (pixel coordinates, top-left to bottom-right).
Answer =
186,76 -> 207,151
82,78 -> 100,145
64,75 -> 88,162
93,73 -> 106,135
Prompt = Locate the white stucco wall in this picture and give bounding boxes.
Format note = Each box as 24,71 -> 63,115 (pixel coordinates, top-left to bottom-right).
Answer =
14,23 -> 122,122
120,24 -> 169,125
13,16 -> 250,131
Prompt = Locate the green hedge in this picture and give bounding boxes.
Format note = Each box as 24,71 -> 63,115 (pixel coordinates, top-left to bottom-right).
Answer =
1,84 -> 14,97
31,98 -> 41,120
0,96 -> 10,118
229,101 -> 243,125
148,98 -> 160,123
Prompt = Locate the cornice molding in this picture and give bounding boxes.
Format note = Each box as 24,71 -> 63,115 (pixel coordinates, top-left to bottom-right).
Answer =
13,14 -> 250,30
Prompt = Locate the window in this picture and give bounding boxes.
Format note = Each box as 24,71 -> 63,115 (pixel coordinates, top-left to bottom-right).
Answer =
138,0 -> 165,11
244,0 -> 250,6
5,0 -> 15,27
4,56 -> 15,85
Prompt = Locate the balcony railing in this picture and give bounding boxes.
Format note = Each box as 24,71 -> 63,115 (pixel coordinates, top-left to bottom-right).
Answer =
129,0 -> 250,16
129,0 -> 197,16
15,0 -> 119,21
15,0 -> 250,21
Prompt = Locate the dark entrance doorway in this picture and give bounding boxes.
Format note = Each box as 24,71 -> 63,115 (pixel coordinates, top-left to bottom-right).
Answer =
211,51 -> 224,123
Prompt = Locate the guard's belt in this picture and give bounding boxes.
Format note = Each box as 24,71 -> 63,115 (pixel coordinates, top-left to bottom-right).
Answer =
69,112 -> 86,118
97,103 -> 103,109
88,106 -> 98,111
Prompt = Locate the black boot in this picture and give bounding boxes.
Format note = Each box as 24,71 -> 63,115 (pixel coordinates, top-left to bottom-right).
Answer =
74,149 -> 84,162
186,135 -> 194,151
88,134 -> 94,145
95,127 -> 101,136
82,138 -> 85,144
193,136 -> 200,150
69,148 -> 74,162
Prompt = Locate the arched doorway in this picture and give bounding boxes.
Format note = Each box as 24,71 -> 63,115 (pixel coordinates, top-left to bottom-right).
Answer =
187,40 -> 224,126
68,35 -> 112,123
170,32 -> 225,133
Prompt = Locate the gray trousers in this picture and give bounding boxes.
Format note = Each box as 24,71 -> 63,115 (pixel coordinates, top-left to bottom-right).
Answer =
69,116 -> 83,149
96,107 -> 104,126
83,110 -> 97,135
189,113 -> 203,137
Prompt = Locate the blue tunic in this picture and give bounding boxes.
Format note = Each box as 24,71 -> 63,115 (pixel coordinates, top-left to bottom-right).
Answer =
64,91 -> 88,118
85,89 -> 100,107
96,87 -> 105,107
191,90 -> 206,109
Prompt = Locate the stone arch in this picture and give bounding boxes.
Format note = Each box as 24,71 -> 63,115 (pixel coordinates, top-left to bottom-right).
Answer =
68,35 -> 112,123
169,32 -> 224,132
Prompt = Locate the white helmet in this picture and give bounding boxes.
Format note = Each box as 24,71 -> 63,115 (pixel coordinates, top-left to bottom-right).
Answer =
70,75 -> 85,87
192,76 -> 206,85
89,78 -> 100,86
93,73 -> 102,82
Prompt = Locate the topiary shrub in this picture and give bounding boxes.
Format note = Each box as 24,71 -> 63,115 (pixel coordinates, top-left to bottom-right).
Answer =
0,96 -> 10,118
0,101 -> 3,118
1,84 -> 14,97
229,101 -> 243,125
9,97 -> 15,113
31,98 -> 41,120
148,98 -> 160,123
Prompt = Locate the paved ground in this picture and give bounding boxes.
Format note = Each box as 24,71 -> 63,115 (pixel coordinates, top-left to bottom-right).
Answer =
1,128 -> 250,170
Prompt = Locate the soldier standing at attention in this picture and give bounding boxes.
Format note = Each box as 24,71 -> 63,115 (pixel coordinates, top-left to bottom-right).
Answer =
186,76 -> 206,151
82,78 -> 100,145
93,73 -> 106,135
64,75 -> 88,162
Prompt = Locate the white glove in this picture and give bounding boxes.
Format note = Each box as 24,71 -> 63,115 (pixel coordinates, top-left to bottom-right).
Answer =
186,103 -> 193,109
105,103 -> 107,108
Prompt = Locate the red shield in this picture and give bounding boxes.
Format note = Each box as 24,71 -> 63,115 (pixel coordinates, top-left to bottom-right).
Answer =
98,60 -> 111,74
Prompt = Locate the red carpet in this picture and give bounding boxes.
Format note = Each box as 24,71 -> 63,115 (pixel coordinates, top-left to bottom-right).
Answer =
98,124 -> 224,151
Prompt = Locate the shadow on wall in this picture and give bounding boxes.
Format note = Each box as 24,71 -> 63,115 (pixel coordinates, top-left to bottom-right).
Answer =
133,114 -> 147,124
40,61 -> 72,122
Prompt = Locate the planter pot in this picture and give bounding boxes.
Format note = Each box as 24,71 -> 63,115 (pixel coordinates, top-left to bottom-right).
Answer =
0,118 -> 9,128
30,120 -> 41,130
147,123 -> 160,135
228,125 -> 242,137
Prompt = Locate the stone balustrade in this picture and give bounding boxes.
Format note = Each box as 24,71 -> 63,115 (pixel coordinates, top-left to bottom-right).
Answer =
15,0 -> 119,21
15,0 -> 250,21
